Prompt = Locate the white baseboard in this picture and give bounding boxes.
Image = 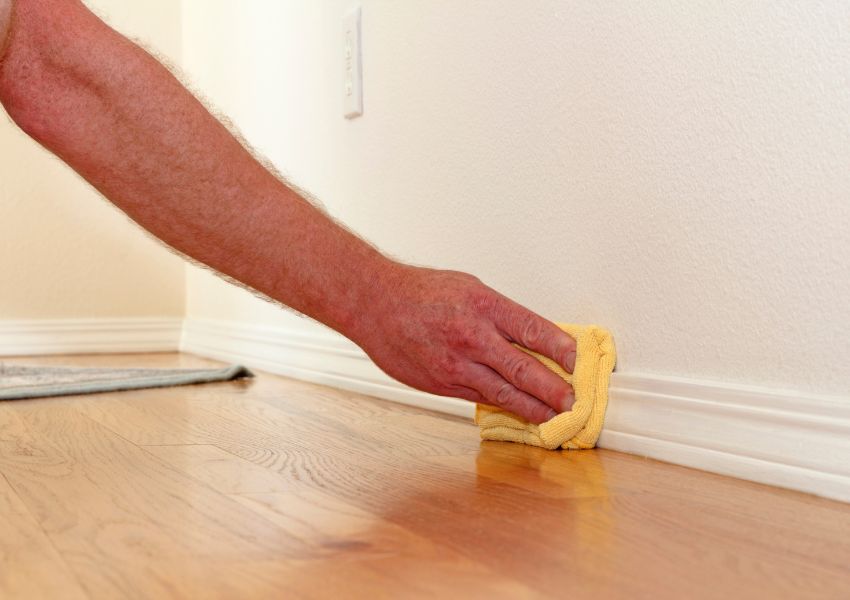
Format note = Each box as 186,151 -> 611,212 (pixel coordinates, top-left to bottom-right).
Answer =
0,318 -> 183,356
5,317 -> 847,503
182,318 -> 850,504
600,374 -> 850,503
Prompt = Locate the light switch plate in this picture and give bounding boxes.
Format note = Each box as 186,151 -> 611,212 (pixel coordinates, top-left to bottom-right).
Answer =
343,6 -> 363,119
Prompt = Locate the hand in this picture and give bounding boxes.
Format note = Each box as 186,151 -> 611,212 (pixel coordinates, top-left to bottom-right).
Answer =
354,264 -> 577,424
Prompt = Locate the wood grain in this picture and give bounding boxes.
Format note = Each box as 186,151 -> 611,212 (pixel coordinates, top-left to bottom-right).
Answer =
0,469 -> 88,599
1,352 -> 849,599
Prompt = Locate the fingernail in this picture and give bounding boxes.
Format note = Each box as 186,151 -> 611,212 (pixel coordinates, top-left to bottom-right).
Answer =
565,351 -> 576,373
545,408 -> 558,421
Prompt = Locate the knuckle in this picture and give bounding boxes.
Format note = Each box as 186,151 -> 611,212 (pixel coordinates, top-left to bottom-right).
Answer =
506,355 -> 532,386
469,287 -> 497,315
455,327 -> 477,351
521,317 -> 544,346
493,382 -> 517,409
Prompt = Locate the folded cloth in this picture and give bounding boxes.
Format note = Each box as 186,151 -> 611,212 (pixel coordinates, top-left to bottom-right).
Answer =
474,324 -> 616,450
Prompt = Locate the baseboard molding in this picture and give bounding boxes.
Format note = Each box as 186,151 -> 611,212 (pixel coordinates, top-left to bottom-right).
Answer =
0,318 -> 183,356
182,317 -> 850,504
600,374 -> 850,503
6,318 -> 846,503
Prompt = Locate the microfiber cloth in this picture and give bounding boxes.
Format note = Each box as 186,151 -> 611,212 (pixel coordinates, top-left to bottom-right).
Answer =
474,324 -> 616,450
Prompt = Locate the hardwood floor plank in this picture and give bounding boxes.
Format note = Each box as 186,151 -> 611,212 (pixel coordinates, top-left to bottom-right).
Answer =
142,444 -> 293,496
132,396 -> 850,598
0,402 -> 309,598
0,470 -> 88,599
229,490 -> 536,598
79,381 -> 478,460
2,352 -> 849,599
143,444 -> 538,596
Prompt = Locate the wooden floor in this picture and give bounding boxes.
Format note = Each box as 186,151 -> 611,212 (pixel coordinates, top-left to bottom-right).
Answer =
0,353 -> 848,599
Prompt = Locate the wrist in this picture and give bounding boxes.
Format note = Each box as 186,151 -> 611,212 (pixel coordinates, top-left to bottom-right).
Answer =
340,257 -> 409,348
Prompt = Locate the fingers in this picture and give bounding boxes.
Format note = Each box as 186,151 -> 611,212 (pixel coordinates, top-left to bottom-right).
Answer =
490,297 -> 577,373
446,384 -> 485,405
481,335 -> 575,414
464,363 -> 558,425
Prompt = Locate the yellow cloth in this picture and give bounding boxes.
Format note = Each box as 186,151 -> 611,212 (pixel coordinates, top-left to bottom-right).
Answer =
474,324 -> 616,450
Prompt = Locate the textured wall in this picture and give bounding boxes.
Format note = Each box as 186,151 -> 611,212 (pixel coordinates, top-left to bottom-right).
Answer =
0,0 -> 185,319
182,1 -> 850,397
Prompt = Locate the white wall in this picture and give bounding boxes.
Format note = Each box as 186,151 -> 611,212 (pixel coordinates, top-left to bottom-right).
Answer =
0,0 -> 185,320
181,1 -> 850,398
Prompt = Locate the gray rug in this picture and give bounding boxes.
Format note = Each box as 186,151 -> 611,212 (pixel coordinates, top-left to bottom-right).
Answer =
0,363 -> 253,401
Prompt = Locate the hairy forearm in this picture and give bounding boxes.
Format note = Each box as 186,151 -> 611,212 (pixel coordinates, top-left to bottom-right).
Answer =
0,0 -> 395,341
0,0 -> 581,424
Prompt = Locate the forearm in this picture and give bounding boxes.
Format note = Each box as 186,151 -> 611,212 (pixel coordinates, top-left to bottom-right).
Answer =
0,0 -> 394,341
0,0 -> 581,425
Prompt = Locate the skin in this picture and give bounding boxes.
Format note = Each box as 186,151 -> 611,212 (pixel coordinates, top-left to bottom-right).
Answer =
0,2 -> 9,57
0,0 -> 578,424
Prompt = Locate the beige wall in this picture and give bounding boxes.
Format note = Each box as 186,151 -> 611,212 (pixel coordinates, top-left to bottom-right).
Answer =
0,0 -> 185,320
184,1 -> 847,398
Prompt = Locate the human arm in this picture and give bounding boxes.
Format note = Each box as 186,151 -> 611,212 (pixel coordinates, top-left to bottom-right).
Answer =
0,0 -> 577,423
